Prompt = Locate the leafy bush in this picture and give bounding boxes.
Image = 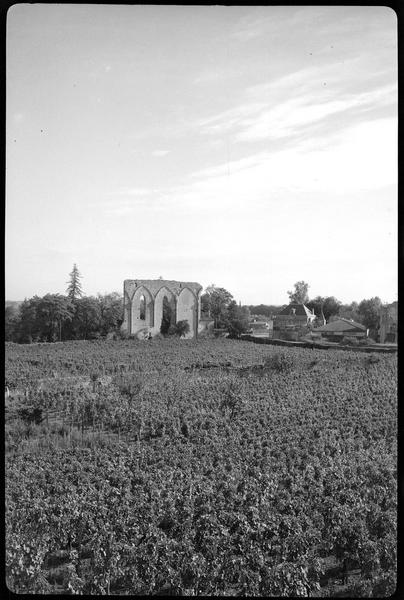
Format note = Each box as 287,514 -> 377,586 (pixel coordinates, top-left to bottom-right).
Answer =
176,320 -> 191,337
166,320 -> 190,338
263,351 -> 296,372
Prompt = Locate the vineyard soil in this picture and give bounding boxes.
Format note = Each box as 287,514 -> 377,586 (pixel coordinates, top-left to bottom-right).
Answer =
5,339 -> 397,596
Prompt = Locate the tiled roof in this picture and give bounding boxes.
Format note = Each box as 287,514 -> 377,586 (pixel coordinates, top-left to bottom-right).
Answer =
277,303 -> 314,317
315,318 -> 367,332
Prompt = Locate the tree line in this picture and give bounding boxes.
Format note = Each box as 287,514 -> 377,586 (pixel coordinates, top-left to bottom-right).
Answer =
5,270 -> 251,343
5,265 -> 123,343
248,280 -> 385,337
5,272 -> 387,344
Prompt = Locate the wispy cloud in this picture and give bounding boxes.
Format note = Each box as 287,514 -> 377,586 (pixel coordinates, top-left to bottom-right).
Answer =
151,149 -> 170,157
195,62 -> 396,144
193,67 -> 241,85
229,6 -> 395,46
237,83 -> 396,142
96,187 -> 163,216
112,187 -> 156,197
165,116 -> 397,215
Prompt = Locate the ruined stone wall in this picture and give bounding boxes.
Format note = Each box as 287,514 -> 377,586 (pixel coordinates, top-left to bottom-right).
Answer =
122,279 -> 203,339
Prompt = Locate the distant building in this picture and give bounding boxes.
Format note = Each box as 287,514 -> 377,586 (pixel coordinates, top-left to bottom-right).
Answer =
313,318 -> 368,342
273,303 -> 316,340
379,302 -> 397,343
248,318 -> 273,337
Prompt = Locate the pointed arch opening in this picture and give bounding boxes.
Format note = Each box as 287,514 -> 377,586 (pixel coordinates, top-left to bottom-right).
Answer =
130,285 -> 154,334
139,295 -> 146,320
160,295 -> 175,334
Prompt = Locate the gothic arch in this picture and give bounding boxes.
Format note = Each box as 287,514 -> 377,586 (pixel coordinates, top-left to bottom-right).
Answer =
177,287 -> 198,338
121,279 -> 203,338
154,286 -> 176,334
131,285 -> 154,333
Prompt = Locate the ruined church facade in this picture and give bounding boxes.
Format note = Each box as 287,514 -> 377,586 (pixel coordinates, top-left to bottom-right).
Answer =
121,279 -> 203,339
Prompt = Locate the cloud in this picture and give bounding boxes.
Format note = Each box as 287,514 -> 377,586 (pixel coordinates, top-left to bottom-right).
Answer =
112,187 -> 156,197
193,68 -> 240,85
160,116 -> 397,218
151,150 -> 170,157
97,187 -> 163,216
195,60 -> 396,145
236,83 -> 397,142
228,7 -> 299,42
229,20 -> 265,42
229,6 -> 396,46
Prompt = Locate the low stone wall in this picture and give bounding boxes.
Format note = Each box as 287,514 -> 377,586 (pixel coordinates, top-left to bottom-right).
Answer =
240,335 -> 397,353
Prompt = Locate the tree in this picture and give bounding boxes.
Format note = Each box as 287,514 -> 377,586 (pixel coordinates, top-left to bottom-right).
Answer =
287,281 -> 309,304
71,296 -> 101,339
171,320 -> 190,338
5,305 -> 20,341
17,296 -> 42,343
97,292 -> 123,335
339,301 -> 361,323
307,296 -> 341,324
358,297 -> 382,331
225,301 -> 250,338
66,264 -> 83,301
36,294 -> 75,342
201,285 -> 234,328
160,297 -> 175,335
248,304 -> 281,318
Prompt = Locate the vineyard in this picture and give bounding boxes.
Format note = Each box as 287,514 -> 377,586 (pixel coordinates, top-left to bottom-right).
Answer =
5,338 -> 397,596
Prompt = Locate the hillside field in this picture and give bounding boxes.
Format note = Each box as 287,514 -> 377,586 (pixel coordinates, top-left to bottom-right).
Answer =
5,338 -> 397,596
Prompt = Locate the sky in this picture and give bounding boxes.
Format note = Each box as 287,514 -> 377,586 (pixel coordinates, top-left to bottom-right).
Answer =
6,5 -> 397,305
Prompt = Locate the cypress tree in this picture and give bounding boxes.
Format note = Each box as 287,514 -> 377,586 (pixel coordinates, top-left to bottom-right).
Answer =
66,264 -> 83,301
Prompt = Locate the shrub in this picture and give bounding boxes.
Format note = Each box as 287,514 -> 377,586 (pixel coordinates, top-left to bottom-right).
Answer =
213,328 -> 228,338
341,336 -> 360,346
264,352 -> 295,373
163,321 -> 190,337
173,320 -> 190,338
17,406 -> 44,425
198,328 -> 215,339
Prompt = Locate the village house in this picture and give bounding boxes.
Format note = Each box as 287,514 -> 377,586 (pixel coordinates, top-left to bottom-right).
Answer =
248,317 -> 274,338
272,303 -> 316,341
312,318 -> 368,342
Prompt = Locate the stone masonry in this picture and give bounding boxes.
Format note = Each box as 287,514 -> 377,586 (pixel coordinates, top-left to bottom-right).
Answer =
121,279 -> 203,339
